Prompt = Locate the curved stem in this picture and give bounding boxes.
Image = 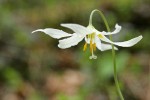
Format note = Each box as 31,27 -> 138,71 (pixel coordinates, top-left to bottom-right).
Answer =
89,9 -> 124,100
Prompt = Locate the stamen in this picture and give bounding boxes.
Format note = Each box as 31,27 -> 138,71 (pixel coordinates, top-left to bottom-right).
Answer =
88,34 -> 90,38
84,33 -> 97,59
98,34 -> 103,38
90,40 -> 93,53
93,43 -> 96,51
83,43 -> 87,51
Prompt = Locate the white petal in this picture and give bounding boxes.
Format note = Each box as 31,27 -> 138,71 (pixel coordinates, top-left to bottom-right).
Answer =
100,24 -> 121,35
101,35 -> 143,47
58,33 -> 84,49
61,23 -> 92,35
85,36 -> 90,44
95,36 -> 118,51
101,43 -> 118,51
95,36 -> 102,50
32,28 -> 72,39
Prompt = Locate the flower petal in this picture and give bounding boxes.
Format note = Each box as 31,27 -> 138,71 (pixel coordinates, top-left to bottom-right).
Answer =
95,36 -> 118,51
58,33 -> 84,49
101,35 -> 143,47
95,36 -> 102,50
101,43 -> 118,51
85,36 -> 90,44
100,24 -> 121,35
32,28 -> 72,39
61,23 -> 92,35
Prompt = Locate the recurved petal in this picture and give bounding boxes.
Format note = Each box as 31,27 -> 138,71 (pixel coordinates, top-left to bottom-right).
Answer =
58,33 -> 84,49
32,28 -> 72,39
95,36 -> 118,51
100,24 -> 121,35
101,35 -> 143,47
101,43 -> 118,51
61,23 -> 92,35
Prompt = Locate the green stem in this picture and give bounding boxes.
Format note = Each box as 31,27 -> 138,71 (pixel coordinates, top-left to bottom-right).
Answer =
89,9 -> 124,100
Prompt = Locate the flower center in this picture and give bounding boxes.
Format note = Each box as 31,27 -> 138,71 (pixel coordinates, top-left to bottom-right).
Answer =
83,33 -> 97,59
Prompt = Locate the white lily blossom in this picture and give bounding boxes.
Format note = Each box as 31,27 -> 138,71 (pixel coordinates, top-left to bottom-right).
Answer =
32,23 -> 142,59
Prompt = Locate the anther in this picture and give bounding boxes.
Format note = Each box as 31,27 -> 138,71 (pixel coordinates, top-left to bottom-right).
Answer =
83,43 -> 87,51
90,40 -> 93,53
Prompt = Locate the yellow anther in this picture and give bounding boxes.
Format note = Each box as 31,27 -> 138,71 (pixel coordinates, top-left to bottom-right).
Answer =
98,34 -> 103,38
93,43 -> 96,51
83,43 -> 87,51
90,40 -> 93,53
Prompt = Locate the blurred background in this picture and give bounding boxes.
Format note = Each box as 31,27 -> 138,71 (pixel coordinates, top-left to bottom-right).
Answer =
0,0 -> 150,100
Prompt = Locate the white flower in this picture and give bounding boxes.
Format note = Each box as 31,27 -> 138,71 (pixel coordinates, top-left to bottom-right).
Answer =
32,23 -> 142,59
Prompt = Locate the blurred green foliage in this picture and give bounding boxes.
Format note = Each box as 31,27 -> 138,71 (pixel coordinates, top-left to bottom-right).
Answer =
0,0 -> 150,100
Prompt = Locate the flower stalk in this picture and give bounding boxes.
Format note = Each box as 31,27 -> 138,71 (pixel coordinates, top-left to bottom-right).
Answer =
89,9 -> 124,100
